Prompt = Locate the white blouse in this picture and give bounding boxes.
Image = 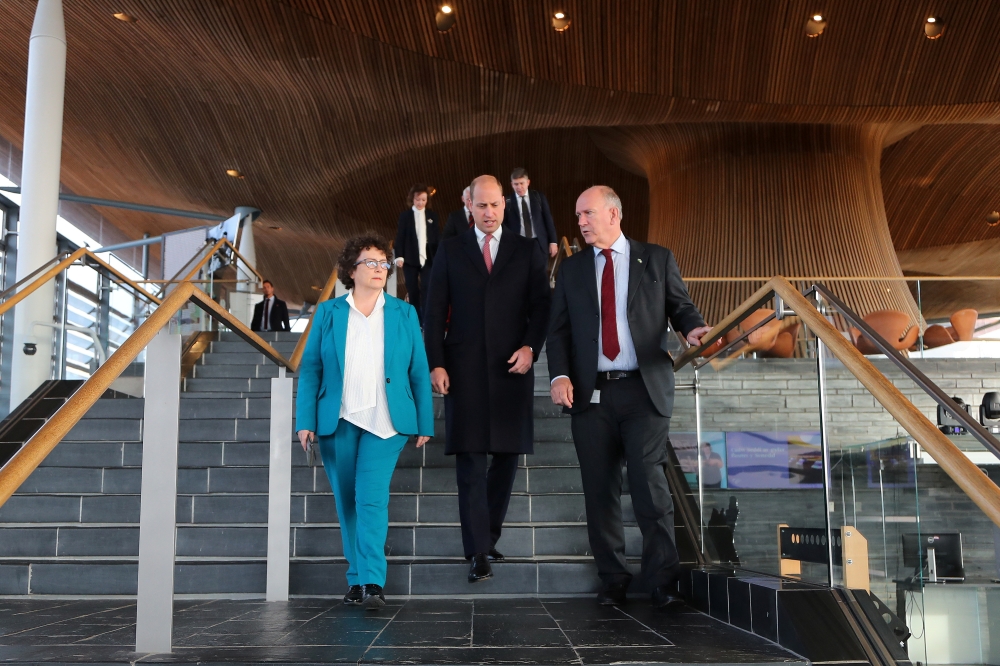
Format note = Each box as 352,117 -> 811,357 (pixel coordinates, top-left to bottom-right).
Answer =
340,291 -> 397,439
413,205 -> 427,267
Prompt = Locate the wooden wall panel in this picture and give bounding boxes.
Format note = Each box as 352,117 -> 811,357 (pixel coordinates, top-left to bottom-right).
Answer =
594,123 -> 919,325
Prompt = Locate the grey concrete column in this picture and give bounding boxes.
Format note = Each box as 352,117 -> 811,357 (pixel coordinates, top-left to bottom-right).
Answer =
135,331 -> 181,654
266,367 -> 294,601
10,0 -> 66,410
234,206 -> 258,293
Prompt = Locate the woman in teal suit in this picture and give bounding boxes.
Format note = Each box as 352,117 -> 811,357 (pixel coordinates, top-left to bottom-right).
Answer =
296,235 -> 434,610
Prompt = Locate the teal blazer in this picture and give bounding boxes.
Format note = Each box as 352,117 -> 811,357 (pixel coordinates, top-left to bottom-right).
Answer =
295,293 -> 434,438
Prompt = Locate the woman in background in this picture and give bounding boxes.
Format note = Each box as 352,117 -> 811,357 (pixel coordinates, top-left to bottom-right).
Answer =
296,234 -> 434,610
393,184 -> 440,323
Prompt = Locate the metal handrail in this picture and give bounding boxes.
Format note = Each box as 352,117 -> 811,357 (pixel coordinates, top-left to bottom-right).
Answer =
672,276 -> 1000,529
0,280 -> 292,507
814,283 -> 1000,461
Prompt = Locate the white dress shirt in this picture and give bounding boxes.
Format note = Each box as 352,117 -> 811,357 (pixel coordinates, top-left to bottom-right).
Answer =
595,233 -> 639,371
551,233 -> 638,385
474,223 -> 502,264
413,206 -> 427,267
260,296 -> 274,332
340,291 -> 398,439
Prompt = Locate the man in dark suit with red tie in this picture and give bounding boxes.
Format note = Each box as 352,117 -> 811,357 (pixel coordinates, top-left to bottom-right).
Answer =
505,168 -> 559,259
443,187 -> 474,240
425,175 -> 550,584
547,186 -> 711,609
250,280 -> 290,332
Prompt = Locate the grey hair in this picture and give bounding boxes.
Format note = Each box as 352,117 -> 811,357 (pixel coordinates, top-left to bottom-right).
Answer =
598,186 -> 623,221
462,186 -> 471,197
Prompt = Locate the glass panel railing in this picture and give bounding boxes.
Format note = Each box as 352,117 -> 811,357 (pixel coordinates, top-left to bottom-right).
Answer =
674,306 -> 830,583
816,284 -> 1000,666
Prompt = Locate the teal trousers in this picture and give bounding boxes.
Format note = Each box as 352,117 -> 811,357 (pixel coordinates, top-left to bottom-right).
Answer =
318,420 -> 407,587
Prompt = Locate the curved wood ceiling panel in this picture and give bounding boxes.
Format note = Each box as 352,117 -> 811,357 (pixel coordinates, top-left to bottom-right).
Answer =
883,124 -> 1000,253
0,0 -> 999,307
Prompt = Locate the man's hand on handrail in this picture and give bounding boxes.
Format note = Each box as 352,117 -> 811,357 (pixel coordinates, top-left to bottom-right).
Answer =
686,325 -> 713,347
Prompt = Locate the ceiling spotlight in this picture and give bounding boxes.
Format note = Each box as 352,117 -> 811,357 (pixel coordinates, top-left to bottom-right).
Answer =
427,186 -> 437,196
552,11 -> 571,31
269,225 -> 282,230
113,12 -> 137,22
805,14 -> 827,37
925,17 -> 945,39
987,211 -> 1000,227
436,5 -> 456,31
226,169 -> 245,179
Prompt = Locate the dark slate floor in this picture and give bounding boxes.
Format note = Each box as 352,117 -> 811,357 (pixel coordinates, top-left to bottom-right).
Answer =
0,597 -> 805,665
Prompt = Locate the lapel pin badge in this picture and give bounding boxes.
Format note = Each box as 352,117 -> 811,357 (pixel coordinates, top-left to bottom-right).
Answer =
637,259 -> 642,263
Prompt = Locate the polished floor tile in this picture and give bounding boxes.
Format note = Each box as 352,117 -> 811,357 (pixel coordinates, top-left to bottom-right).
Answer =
0,597 -> 806,664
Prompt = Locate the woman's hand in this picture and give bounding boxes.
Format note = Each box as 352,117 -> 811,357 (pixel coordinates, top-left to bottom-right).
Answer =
297,429 -> 315,452
416,436 -> 430,448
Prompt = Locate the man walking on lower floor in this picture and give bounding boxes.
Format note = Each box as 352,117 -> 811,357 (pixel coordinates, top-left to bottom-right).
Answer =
424,175 -> 550,583
547,185 -> 711,608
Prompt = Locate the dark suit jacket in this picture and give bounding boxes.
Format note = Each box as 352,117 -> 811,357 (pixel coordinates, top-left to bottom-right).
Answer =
394,209 -> 441,267
250,296 -> 290,332
546,238 -> 705,417
504,190 -> 558,255
443,208 -> 473,240
425,229 -> 550,454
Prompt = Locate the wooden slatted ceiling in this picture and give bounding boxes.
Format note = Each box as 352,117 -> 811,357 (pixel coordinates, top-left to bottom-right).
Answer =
884,125 -> 1000,254
1,1 -> 1000,304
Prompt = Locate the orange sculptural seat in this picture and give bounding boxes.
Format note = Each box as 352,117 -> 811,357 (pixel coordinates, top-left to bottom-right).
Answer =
850,309 -> 918,355
923,308 -> 978,348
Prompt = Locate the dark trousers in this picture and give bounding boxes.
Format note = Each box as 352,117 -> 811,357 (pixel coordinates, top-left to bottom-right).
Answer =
455,452 -> 520,558
571,376 -> 678,588
402,263 -> 431,322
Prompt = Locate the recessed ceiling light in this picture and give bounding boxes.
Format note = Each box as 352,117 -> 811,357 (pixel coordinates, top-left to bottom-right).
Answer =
925,17 -> 945,39
805,14 -> 827,37
113,12 -> 137,22
436,5 -> 456,31
552,11 -> 571,31
226,169 -> 244,179
269,225 -> 282,230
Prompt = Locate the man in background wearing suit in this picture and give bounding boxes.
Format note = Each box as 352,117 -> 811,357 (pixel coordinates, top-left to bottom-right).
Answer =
394,184 -> 441,323
250,279 -> 290,332
425,175 -> 550,584
547,186 -> 711,609
443,187 -> 474,240
505,168 -> 558,259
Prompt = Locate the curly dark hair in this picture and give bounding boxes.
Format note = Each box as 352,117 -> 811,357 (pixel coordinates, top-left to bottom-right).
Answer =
337,235 -> 395,291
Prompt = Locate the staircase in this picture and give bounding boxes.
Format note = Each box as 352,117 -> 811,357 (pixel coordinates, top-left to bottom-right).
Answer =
0,331 -> 657,597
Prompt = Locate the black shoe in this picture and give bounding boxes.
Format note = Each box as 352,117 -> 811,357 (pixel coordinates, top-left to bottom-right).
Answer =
651,584 -> 684,610
468,553 -> 493,583
343,584 -> 363,605
361,584 -> 385,610
597,580 -> 629,606
488,548 -> 505,562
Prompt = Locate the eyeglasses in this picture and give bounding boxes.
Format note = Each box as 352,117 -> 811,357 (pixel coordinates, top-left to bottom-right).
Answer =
354,259 -> 392,270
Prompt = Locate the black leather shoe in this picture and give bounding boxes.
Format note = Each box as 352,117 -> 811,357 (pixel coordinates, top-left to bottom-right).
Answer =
343,585 -> 363,605
361,584 -> 385,610
597,581 -> 629,606
488,548 -> 505,561
651,584 -> 684,610
468,553 -> 493,583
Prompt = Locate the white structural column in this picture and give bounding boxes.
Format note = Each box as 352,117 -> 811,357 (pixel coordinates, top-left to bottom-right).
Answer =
266,367 -> 294,601
234,206 -> 258,292
10,0 -> 66,410
135,331 -> 182,653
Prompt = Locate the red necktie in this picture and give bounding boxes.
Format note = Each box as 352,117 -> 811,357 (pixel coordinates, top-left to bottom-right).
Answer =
483,234 -> 494,273
468,212 -> 474,228
600,249 -> 620,360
